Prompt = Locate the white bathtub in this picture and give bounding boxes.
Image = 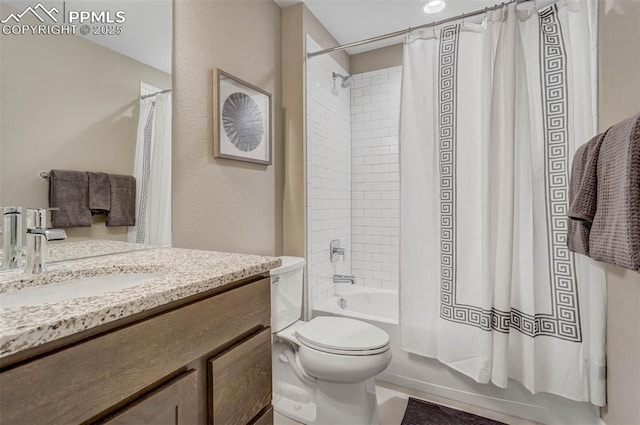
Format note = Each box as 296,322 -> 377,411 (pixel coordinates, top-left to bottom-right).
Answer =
314,285 -> 398,325
313,285 -> 600,425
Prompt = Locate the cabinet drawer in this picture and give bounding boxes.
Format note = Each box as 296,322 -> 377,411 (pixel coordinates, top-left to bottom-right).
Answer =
100,370 -> 198,425
209,328 -> 272,425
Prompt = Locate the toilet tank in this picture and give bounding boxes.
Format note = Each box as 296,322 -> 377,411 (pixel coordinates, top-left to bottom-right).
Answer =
270,256 -> 306,332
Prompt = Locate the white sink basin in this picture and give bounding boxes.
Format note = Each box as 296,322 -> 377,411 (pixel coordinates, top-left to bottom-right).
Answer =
0,273 -> 163,308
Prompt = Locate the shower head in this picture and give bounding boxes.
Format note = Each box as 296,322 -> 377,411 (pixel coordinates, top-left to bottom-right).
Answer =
332,72 -> 353,89
341,75 -> 353,88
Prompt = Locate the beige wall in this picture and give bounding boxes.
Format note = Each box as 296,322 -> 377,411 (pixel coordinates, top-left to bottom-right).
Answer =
350,43 -> 403,74
0,6 -> 171,242
598,1 -> 640,424
172,0 -> 283,256
282,4 -> 305,258
281,3 -> 349,258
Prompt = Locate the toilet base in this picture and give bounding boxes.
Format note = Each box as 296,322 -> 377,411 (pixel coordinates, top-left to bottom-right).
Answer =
274,378 -> 379,425
315,378 -> 380,425
273,380 -> 317,424
273,341 -> 381,425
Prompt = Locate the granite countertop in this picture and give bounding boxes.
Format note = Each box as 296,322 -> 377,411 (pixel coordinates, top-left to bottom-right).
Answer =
0,241 -> 281,358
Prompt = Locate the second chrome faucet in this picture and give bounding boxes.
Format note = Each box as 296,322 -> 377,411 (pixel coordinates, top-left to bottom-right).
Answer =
24,208 -> 66,274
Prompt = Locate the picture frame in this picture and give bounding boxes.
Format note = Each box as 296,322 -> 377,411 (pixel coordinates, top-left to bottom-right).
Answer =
213,69 -> 272,165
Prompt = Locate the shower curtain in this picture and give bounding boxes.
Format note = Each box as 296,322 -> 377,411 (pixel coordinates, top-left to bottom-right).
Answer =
128,84 -> 172,246
399,0 -> 607,405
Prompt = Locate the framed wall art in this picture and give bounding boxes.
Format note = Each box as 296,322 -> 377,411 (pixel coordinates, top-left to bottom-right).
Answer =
213,69 -> 272,165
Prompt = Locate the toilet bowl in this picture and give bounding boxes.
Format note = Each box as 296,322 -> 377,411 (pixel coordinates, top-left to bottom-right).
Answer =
271,257 -> 392,425
280,317 -> 392,383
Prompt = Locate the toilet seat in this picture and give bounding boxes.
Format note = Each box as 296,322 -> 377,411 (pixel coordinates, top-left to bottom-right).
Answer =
295,317 -> 390,356
296,338 -> 390,356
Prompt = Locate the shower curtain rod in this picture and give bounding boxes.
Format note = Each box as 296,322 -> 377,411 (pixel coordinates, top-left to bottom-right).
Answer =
306,0 -> 531,59
141,89 -> 172,100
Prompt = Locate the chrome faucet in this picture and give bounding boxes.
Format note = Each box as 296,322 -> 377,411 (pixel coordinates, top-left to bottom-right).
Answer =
1,206 -> 23,270
333,274 -> 356,285
24,208 -> 66,275
330,239 -> 346,262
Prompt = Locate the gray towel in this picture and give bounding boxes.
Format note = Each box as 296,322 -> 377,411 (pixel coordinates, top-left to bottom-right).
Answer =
589,112 -> 640,272
568,132 -> 608,222
48,170 -> 92,227
88,172 -> 111,215
567,131 -> 607,255
106,174 -> 136,227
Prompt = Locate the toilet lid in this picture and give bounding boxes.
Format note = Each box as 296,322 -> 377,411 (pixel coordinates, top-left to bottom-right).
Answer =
296,317 -> 390,353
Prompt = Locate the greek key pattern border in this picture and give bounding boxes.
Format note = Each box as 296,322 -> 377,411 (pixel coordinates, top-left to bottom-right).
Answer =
136,102 -> 155,244
538,5 -> 581,342
437,14 -> 581,342
438,24 -> 459,331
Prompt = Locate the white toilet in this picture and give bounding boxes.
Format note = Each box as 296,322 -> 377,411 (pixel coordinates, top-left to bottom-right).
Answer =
270,256 -> 392,425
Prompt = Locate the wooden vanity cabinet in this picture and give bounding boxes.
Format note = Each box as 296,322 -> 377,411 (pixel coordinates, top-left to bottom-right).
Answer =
0,276 -> 273,425
209,328 -> 272,425
101,370 -> 198,425
252,408 -> 275,425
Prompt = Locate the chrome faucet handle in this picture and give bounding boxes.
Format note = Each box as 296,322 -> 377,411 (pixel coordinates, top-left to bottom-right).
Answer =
330,239 -> 346,262
3,206 -> 22,215
26,208 -> 66,241
26,207 -> 58,230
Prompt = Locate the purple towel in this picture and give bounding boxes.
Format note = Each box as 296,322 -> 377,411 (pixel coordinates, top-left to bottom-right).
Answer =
48,170 -> 92,227
588,113 -> 640,272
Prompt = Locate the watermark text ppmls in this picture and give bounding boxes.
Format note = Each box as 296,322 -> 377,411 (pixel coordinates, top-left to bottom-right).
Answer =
1,2 -> 126,36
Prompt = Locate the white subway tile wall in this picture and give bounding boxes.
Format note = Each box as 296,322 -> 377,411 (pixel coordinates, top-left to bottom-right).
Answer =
350,66 -> 402,290
306,35 -> 352,307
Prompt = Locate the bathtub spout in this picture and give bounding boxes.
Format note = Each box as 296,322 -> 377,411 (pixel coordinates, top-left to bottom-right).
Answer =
333,274 -> 356,284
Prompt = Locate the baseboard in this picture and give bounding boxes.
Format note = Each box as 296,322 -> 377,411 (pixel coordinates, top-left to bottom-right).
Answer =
377,371 -> 549,423
377,371 -> 604,425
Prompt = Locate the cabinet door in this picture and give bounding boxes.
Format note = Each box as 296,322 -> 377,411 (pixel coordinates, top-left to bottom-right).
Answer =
208,328 -> 272,425
102,370 -> 197,425
252,408 -> 273,425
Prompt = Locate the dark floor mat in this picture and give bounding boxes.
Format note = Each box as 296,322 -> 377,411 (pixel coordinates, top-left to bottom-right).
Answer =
401,397 -> 507,425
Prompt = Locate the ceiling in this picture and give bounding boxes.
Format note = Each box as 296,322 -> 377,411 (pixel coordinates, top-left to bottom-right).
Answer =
74,0 -> 172,74
274,0 -> 501,54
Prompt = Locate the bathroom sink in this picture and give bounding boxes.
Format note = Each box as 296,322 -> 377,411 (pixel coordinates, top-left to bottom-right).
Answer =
0,273 -> 163,308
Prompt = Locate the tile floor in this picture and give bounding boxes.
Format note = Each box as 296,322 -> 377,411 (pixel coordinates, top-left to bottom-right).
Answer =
273,381 -> 539,425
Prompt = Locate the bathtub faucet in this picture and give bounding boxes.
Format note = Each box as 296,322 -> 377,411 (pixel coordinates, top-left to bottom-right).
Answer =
330,239 -> 346,262
333,274 -> 356,285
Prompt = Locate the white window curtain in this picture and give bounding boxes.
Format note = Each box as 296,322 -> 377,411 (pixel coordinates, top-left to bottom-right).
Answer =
128,83 -> 172,246
399,0 -> 606,405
